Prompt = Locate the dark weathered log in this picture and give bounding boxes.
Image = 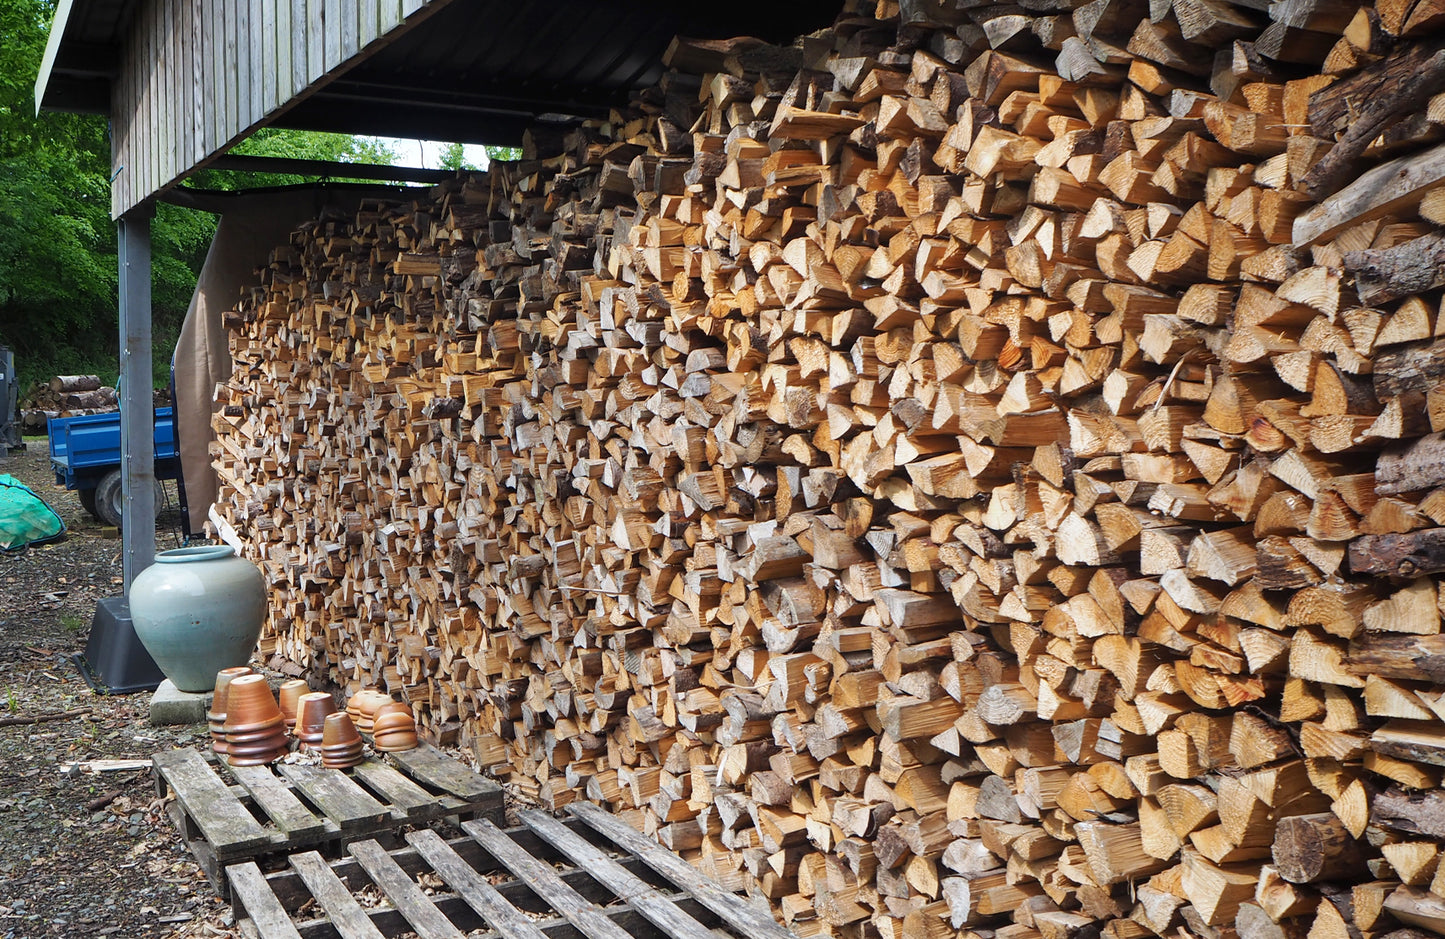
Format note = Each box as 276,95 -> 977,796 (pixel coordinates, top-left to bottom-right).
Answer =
1373,789 -> 1445,839
1377,433 -> 1445,495
1301,44 -> 1445,199
1344,232 -> 1445,305
1372,721 -> 1445,768
1273,813 -> 1368,884
1293,141 -> 1445,246
1308,41 -> 1445,138
1349,529 -> 1445,578
1375,339 -> 1445,397
1347,634 -> 1445,682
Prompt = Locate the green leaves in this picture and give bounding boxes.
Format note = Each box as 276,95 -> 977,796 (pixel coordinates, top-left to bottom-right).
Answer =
1,0 -> 406,388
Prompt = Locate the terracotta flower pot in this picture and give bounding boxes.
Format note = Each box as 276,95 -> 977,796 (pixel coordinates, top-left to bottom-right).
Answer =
371,701 -> 413,726
371,702 -> 418,752
277,680 -> 309,730
223,675 -> 282,732
346,689 -> 393,735
225,722 -> 286,742
322,712 -> 362,748
294,692 -> 336,746
319,712 -> 364,768
227,740 -> 287,766
372,731 -> 418,752
211,667 -> 254,713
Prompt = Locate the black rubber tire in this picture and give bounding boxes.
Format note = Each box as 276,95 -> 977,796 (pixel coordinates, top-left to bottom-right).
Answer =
94,469 -> 125,528
78,486 -> 98,518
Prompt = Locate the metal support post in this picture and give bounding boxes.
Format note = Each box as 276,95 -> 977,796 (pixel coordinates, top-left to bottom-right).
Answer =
119,206 -> 156,590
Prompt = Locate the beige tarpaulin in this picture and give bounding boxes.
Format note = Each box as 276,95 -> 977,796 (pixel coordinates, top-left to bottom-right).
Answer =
168,185 -> 410,533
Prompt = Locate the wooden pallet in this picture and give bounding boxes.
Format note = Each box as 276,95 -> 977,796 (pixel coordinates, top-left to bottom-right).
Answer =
227,800 -> 804,939
154,744 -> 504,893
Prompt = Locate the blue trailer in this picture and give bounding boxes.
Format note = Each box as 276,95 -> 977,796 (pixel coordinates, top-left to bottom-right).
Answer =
49,408 -> 181,527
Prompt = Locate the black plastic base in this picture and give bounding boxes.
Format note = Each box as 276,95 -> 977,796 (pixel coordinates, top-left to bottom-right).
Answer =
73,596 -> 164,694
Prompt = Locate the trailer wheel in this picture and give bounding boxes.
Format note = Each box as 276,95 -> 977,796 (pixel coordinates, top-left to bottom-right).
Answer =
78,487 -> 98,518
93,470 -> 166,529
94,470 -> 125,528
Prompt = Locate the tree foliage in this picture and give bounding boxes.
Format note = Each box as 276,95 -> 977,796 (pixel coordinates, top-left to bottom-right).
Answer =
0,0 -> 399,390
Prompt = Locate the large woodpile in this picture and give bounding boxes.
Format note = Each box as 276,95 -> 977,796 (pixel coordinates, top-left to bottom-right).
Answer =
214,2 -> 1445,938
20,375 -> 119,431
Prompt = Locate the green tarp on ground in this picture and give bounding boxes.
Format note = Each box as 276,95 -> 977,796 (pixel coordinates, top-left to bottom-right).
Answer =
0,474 -> 64,550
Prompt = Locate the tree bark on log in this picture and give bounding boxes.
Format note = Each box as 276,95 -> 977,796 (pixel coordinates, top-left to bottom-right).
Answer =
1344,232 -> 1445,305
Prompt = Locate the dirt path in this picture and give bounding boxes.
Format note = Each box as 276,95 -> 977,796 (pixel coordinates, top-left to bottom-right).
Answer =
0,440 -> 235,938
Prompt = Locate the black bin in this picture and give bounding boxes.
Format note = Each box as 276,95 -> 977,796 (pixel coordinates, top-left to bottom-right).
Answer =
71,596 -> 164,694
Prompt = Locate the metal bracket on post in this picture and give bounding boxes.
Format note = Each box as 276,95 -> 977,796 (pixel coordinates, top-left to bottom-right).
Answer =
119,203 -> 156,592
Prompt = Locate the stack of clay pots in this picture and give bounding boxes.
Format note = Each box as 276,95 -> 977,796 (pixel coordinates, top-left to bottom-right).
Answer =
371,701 -> 419,752
208,666 -> 254,756
345,689 -> 393,735
318,712 -> 365,768
222,675 -> 290,765
204,670 -> 418,768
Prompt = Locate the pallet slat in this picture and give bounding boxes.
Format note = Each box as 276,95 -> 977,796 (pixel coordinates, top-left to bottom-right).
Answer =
228,861 -> 305,939
348,839 -> 466,939
153,749 -> 271,853
290,850 -> 389,939
350,760 -> 448,817
461,818 -> 638,939
231,764 -> 329,838
405,829 -> 553,939
566,802 -> 791,939
518,810 -> 719,939
388,743 -> 496,799
278,763 -> 394,829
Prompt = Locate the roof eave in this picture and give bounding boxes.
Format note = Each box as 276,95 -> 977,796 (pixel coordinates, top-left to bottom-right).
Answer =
35,0 -> 83,115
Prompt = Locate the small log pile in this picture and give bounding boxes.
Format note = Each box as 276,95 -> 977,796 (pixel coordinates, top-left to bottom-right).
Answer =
214,2 -> 1445,939
20,375 -> 119,430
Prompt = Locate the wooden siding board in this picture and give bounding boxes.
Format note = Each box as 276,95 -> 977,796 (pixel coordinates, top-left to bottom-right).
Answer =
109,0 -> 447,216
341,0 -> 358,63
262,0 -> 277,119
220,0 -> 232,160
357,0 -> 378,52
139,8 -> 150,206
165,0 -> 177,192
236,0 -> 250,138
324,0 -> 341,73
179,0 -> 189,173
191,0 -> 204,167
202,0 -> 215,158
275,0 -> 291,102
378,0 -> 401,40
307,0 -> 323,83
292,0 -> 307,105
250,0 -> 264,127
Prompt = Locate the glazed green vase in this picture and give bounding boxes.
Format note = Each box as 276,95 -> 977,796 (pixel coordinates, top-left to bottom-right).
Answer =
128,546 -> 267,692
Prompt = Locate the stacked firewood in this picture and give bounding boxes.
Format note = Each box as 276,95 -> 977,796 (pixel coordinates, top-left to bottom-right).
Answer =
213,1 -> 1445,938
20,375 -> 119,430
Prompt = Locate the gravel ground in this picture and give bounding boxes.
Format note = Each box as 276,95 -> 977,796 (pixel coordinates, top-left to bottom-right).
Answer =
0,439 -> 237,938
